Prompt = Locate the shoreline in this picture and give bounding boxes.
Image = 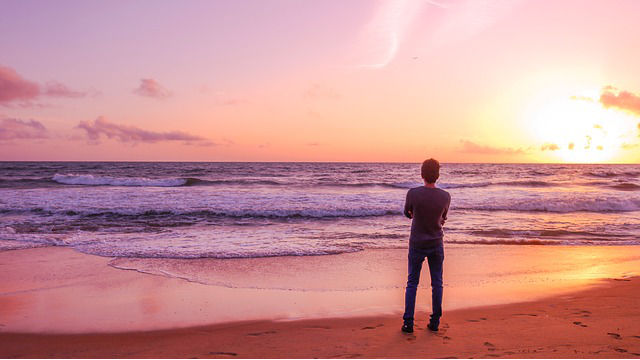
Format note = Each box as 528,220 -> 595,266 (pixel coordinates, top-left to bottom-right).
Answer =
2,276 -> 640,358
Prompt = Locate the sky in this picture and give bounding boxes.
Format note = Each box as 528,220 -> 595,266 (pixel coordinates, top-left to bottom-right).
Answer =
1,0 -> 639,163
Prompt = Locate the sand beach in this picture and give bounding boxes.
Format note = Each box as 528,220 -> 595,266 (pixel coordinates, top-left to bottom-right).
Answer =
1,245 -> 640,358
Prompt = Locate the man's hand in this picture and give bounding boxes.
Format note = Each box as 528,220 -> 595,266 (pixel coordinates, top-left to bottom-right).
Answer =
407,210 -> 413,219
440,218 -> 446,226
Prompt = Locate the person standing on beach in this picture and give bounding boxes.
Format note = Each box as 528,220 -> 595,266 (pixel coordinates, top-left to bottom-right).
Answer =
402,158 -> 451,333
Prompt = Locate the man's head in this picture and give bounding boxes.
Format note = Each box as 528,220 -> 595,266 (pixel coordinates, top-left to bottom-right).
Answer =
421,158 -> 440,184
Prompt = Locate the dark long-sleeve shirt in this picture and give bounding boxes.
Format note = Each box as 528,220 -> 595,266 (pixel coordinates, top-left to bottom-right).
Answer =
404,186 -> 451,249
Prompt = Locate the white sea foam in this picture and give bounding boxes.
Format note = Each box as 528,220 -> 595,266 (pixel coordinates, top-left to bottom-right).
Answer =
0,240 -> 47,251
52,173 -> 186,187
439,181 -> 492,189
457,197 -> 640,213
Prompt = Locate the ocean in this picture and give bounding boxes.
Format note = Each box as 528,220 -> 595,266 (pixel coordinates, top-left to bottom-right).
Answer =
1,162 -> 639,258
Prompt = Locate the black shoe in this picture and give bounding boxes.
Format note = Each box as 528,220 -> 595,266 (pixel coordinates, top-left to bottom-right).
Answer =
427,323 -> 439,332
401,323 -> 414,333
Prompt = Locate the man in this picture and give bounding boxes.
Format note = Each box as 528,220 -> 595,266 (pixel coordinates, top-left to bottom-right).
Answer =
402,158 -> 451,333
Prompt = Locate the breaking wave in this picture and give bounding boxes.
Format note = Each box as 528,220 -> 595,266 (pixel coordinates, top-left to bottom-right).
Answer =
53,173 -> 187,187
49,174 -> 558,190
457,197 -> 640,213
0,174 -> 618,192
610,183 -> 640,191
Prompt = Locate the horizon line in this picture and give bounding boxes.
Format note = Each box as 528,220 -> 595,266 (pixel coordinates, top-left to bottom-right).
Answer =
1,160 -> 638,165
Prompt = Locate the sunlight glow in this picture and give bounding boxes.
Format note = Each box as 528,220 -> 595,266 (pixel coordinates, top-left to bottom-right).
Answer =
529,91 -> 638,163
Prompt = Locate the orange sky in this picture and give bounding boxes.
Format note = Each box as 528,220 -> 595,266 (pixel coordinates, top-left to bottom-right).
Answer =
1,0 -> 639,163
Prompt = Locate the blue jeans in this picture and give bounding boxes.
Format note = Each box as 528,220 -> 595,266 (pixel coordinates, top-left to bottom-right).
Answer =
403,244 -> 444,327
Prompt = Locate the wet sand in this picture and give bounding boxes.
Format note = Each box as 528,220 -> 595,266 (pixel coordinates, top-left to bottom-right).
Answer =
2,277 -> 640,358
1,246 -> 640,358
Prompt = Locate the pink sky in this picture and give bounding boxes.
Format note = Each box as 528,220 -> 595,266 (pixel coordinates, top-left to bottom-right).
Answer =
1,0 -> 639,162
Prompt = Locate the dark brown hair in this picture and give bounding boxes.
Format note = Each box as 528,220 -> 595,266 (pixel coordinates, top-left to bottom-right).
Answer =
421,158 -> 440,183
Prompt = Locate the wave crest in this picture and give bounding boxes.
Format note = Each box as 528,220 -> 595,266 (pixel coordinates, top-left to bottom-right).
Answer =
610,183 -> 640,191
458,197 -> 640,213
53,173 -> 187,187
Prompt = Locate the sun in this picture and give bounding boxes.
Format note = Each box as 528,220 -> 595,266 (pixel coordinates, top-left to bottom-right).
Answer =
525,90 -> 638,163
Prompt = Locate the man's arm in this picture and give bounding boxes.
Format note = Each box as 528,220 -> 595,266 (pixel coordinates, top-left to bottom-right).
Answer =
441,194 -> 451,226
404,190 -> 413,219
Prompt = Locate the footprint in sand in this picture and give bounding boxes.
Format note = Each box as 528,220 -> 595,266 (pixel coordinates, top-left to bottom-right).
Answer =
513,313 -> 538,317
572,310 -> 591,317
329,353 -> 362,359
247,330 -> 277,336
573,321 -> 588,328
208,351 -> 238,357
607,332 -> 622,340
361,324 -> 384,330
484,341 -> 496,351
467,318 -> 488,322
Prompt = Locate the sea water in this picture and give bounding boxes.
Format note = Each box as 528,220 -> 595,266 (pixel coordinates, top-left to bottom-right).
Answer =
1,162 -> 639,258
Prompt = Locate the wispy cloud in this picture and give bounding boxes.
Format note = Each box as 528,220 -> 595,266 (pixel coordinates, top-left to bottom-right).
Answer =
355,0 -> 428,69
0,65 -> 40,104
0,117 -> 48,140
570,95 -> 594,102
133,78 -> 172,99
622,142 -> 640,150
201,90 -> 249,106
43,81 -> 88,98
599,86 -> 640,116
430,0 -> 524,47
76,116 -> 213,145
459,139 -> 525,155
0,65 -> 88,105
540,143 -> 560,151
209,91 -> 248,106
355,0 -> 521,69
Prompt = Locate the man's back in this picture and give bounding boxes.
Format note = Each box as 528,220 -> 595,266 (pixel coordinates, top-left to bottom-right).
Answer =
404,186 -> 451,249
